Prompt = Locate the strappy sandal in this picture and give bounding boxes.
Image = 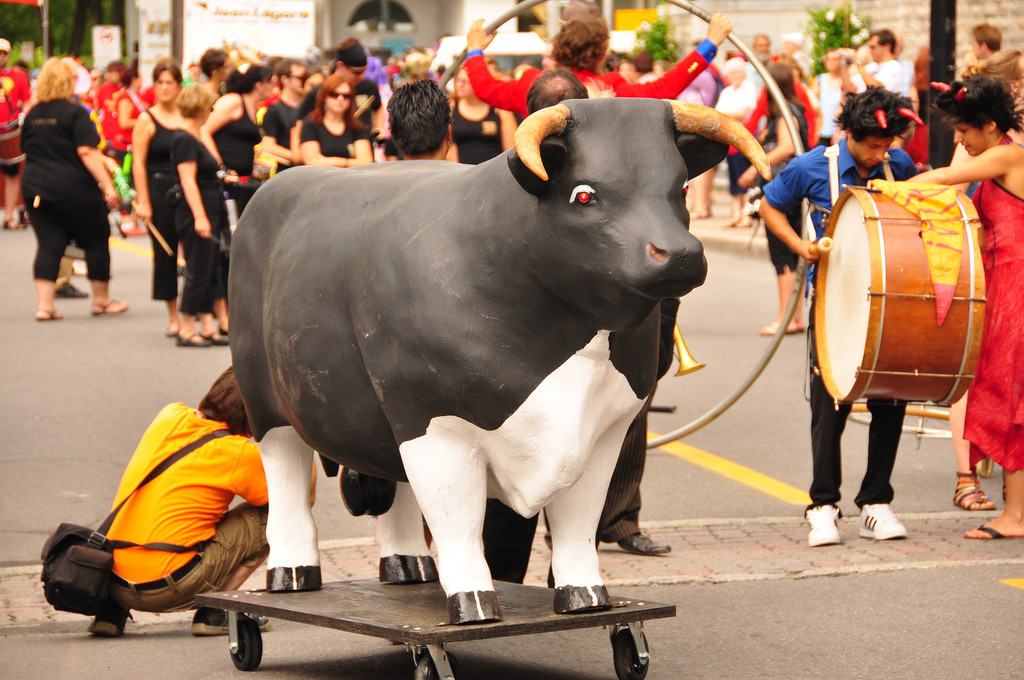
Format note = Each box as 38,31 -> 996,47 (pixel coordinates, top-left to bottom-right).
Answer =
91,299 -> 129,316
199,333 -> 230,346
176,334 -> 212,348
953,473 -> 997,511
35,309 -> 63,321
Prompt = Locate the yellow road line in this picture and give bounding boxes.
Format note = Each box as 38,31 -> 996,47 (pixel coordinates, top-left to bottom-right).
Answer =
650,433 -> 812,506
109,236 -> 153,258
1001,578 -> 1024,591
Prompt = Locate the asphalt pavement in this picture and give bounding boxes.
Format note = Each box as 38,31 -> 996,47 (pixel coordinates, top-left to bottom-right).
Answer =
0,201 -> 1021,680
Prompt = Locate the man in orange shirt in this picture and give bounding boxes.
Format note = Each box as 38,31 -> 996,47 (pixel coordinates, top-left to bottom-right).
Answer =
90,368 -> 276,637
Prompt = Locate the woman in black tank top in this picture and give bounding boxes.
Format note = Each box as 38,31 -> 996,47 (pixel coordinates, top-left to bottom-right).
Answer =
199,63 -> 272,333
202,63 -> 272,213
449,69 -> 516,165
131,60 -> 185,337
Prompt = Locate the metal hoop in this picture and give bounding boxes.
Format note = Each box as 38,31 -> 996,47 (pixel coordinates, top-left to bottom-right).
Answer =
434,0 -> 807,446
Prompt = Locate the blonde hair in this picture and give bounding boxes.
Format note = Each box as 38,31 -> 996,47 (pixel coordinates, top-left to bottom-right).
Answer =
175,84 -> 217,119
35,58 -> 76,103
962,50 -> 1024,84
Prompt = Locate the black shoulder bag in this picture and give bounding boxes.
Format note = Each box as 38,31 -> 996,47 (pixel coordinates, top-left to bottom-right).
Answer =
40,430 -> 228,616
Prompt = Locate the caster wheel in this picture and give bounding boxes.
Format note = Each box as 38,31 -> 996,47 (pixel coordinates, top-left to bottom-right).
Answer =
231,615 -> 263,672
611,627 -> 649,680
413,650 -> 459,680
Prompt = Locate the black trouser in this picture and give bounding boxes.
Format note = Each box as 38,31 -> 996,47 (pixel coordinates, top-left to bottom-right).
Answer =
217,182 -> 258,300
175,189 -> 224,315
808,322 -> 906,509
148,173 -> 180,301
27,198 -> 110,281
482,500 -> 538,584
599,395 -> 654,542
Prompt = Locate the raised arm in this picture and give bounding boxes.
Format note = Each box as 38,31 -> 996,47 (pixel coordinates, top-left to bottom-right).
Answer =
464,19 -> 533,117
611,14 -> 731,99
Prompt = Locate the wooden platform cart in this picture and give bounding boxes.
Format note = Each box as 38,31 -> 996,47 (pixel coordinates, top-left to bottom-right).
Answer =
197,579 -> 675,680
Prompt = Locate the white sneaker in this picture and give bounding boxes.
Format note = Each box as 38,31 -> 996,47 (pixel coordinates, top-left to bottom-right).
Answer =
859,503 -> 908,541
805,505 -> 841,547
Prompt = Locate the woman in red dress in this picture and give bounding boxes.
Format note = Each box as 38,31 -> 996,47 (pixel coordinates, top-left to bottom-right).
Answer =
917,76 -> 1024,539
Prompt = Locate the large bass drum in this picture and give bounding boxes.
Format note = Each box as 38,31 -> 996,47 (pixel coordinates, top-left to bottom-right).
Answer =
814,186 -> 985,405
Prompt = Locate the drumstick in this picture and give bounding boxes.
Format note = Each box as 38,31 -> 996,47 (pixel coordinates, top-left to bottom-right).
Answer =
353,95 -> 375,120
809,236 -> 834,257
131,201 -> 174,256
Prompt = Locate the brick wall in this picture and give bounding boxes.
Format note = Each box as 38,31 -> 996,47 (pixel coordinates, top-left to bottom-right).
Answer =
856,0 -> 1024,74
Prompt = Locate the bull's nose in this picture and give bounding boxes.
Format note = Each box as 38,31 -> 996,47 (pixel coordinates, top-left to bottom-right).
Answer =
646,242 -> 670,264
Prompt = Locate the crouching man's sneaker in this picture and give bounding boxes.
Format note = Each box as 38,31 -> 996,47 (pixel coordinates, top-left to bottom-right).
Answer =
805,504 -> 841,547
87,602 -> 130,637
191,606 -> 272,637
859,503 -> 908,541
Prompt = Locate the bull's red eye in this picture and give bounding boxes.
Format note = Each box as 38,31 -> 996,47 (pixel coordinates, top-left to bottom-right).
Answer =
570,184 -> 596,205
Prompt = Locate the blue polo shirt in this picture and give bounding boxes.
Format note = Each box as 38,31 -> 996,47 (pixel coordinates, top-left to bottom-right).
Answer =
762,139 -> 917,239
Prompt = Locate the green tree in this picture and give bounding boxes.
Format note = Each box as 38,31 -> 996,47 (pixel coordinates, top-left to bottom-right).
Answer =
0,0 -> 126,65
634,18 -> 680,64
807,3 -> 871,75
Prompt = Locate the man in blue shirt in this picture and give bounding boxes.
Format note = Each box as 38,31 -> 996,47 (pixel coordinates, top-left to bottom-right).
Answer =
760,88 -> 919,548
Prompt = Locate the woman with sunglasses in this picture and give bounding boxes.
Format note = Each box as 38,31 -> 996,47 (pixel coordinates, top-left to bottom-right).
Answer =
299,73 -> 373,168
132,60 -> 185,338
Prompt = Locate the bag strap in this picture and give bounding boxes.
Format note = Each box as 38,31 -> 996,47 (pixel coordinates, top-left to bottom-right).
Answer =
91,429 -> 229,551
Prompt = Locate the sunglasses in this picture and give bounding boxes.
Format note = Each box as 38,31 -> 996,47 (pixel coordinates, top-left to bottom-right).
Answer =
331,91 -> 353,101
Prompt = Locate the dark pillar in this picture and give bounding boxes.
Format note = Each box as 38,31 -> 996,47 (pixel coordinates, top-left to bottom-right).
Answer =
928,0 -> 956,167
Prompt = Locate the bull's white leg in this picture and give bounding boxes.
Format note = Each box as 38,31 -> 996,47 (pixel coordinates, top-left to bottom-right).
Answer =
399,436 -> 499,624
259,426 -> 321,591
375,482 -> 438,584
544,418 -> 632,613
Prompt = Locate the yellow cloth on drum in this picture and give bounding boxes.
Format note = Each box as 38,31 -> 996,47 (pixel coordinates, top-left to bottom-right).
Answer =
868,180 -> 964,325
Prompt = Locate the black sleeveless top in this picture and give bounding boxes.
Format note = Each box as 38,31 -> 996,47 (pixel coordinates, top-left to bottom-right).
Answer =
452,104 -> 502,165
212,96 -> 262,175
147,112 -> 177,175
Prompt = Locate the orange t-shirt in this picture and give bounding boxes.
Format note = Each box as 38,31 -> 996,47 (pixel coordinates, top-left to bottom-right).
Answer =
107,403 -> 268,583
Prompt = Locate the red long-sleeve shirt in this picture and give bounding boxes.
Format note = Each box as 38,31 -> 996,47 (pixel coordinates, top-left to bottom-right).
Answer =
465,50 -> 712,118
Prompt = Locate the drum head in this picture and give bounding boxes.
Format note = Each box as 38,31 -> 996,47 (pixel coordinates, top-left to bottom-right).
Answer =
820,196 -> 872,399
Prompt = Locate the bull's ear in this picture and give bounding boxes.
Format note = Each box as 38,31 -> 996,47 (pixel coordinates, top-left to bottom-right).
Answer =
675,133 -> 729,180
507,136 -> 568,196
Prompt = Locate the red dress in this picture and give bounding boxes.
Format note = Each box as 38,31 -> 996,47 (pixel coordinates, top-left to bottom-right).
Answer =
967,175 -> 1024,472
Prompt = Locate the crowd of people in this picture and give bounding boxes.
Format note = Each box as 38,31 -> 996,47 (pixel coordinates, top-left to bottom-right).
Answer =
3,3 -> 1020,641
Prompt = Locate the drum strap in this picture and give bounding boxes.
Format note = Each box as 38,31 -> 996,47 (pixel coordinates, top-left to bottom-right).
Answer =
824,144 -> 841,208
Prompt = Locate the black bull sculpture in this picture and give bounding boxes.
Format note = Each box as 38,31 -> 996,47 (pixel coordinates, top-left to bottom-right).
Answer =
230,98 -> 769,624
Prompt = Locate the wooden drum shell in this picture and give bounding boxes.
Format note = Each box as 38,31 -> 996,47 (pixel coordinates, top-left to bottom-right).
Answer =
814,187 -> 986,405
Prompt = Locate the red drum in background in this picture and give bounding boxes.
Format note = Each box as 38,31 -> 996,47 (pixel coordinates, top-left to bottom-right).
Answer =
814,186 -> 986,406
0,121 -> 25,165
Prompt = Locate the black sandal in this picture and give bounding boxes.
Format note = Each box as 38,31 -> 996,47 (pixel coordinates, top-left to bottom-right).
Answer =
199,333 -> 230,346
176,334 -> 212,348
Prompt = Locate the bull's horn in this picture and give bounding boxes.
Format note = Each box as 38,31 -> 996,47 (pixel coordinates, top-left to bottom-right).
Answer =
513,104 -> 571,182
668,101 -> 772,180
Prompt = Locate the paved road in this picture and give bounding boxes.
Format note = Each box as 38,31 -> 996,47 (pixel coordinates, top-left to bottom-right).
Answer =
0,213 -> 1020,679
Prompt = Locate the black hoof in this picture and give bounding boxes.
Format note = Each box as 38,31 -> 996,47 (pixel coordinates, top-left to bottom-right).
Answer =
553,584 -> 611,614
267,565 -> 322,592
340,468 -> 397,517
446,590 -> 502,624
379,554 -> 439,584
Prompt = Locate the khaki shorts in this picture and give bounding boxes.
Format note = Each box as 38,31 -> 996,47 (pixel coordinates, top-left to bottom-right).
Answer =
111,503 -> 269,613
